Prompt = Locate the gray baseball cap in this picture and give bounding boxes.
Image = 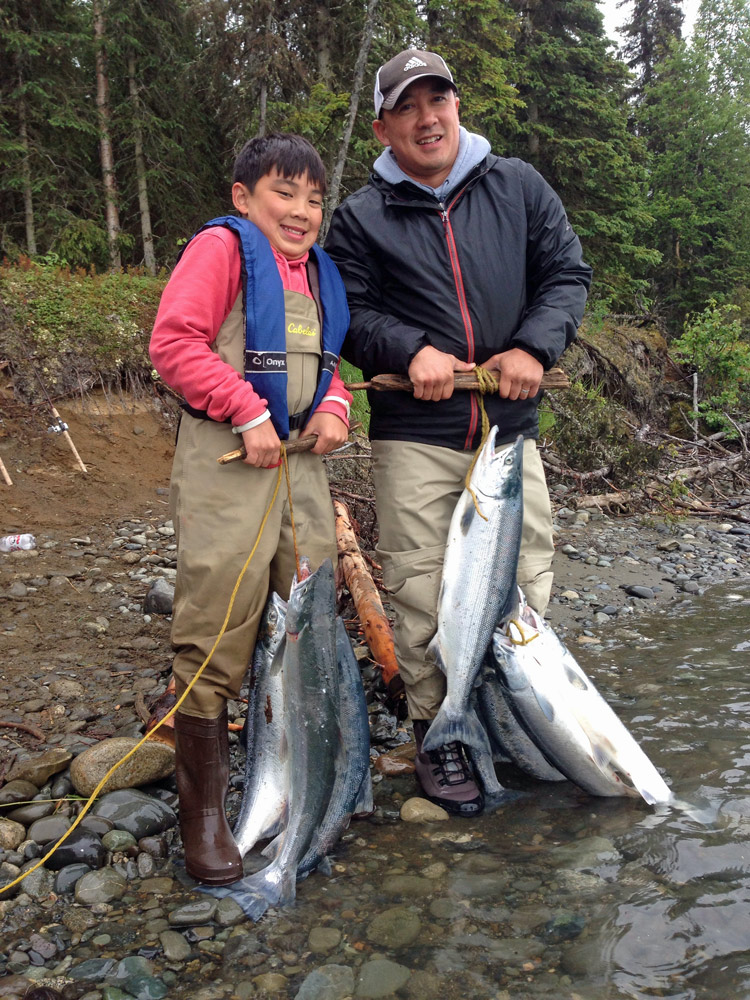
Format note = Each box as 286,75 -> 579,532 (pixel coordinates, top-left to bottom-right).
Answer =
374,49 -> 456,117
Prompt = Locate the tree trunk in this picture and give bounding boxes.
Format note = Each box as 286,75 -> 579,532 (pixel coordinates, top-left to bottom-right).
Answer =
127,53 -> 156,275
526,98 -> 540,156
321,0 -> 379,239
93,0 -> 121,270
255,7 -> 274,137
17,83 -> 37,257
316,2 -> 333,87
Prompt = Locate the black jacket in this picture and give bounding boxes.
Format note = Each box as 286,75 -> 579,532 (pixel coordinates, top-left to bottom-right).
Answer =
325,154 -> 592,450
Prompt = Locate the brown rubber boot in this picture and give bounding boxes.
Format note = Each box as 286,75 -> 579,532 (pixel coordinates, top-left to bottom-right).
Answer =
174,708 -> 243,885
413,719 -> 484,817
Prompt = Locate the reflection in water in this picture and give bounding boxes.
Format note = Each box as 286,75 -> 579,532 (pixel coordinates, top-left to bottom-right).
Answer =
573,581 -> 750,1000
361,580 -> 750,1000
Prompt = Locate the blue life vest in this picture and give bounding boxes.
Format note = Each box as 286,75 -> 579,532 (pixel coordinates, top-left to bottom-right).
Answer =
179,216 -> 350,439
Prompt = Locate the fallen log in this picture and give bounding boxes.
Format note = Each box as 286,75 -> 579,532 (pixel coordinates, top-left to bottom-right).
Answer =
333,499 -> 405,719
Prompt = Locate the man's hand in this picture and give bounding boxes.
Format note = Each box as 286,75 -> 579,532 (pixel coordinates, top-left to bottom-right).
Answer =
408,345 -> 475,401
303,412 -> 349,455
481,348 -> 543,401
241,420 -> 282,468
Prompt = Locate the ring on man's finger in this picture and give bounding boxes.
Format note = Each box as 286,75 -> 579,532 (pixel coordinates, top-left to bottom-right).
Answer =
520,387 -> 530,395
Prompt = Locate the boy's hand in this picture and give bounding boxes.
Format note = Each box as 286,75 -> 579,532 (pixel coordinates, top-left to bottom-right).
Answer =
303,412 -> 348,455
241,421 -> 282,468
481,348 -> 543,401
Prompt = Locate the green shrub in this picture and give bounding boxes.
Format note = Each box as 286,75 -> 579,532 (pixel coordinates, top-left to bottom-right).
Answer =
338,358 -> 370,434
546,380 -> 661,487
0,259 -> 165,400
671,301 -> 750,437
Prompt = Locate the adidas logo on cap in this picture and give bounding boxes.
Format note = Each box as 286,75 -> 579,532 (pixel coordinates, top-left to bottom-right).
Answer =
374,48 -> 455,115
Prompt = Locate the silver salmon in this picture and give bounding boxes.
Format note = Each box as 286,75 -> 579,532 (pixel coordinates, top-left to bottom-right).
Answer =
477,657 -> 566,783
295,617 -> 372,876
232,592 -> 289,858
205,558 -> 342,919
423,430 -> 524,757
491,597 -> 673,804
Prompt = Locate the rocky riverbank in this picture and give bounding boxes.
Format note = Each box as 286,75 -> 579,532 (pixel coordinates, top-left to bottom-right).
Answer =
2,391 -> 750,999
2,498 -> 749,999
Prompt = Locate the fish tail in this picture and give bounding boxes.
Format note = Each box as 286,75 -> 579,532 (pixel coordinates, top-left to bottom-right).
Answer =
483,788 -> 524,813
198,875 -> 271,921
277,867 -> 297,908
421,704 -> 491,756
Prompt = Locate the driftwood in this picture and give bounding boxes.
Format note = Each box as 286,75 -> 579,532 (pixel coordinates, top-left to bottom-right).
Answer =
217,372 -> 568,466
141,676 -> 176,748
218,433 -> 319,466
576,491 -> 640,512
333,499 -> 405,718
0,719 -> 45,741
344,367 -> 569,392
0,453 -> 11,486
667,453 -> 746,486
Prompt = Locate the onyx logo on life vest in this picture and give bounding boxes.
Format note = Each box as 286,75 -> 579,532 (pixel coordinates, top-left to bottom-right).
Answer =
244,351 -> 287,373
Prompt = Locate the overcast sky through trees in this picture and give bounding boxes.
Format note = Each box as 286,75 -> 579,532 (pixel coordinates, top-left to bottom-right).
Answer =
599,0 -> 701,44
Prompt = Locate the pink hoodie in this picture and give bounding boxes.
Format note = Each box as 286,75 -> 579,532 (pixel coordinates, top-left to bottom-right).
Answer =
150,226 -> 352,428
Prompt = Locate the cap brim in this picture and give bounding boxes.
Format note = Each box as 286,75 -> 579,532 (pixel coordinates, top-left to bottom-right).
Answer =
380,74 -> 456,112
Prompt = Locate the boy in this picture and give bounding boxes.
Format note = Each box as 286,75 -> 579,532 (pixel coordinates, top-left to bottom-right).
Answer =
150,133 -> 352,885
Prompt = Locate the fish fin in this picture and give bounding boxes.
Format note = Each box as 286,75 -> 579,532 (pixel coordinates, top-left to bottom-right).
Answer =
353,771 -> 375,816
483,788 -> 525,813
497,588 -> 520,629
198,877 -> 271,921
260,832 -> 284,860
316,856 -> 333,876
277,867 -> 297,908
421,704 -> 492,756
532,690 -> 556,723
425,634 -> 447,674
469,747 -> 505,796
269,634 -> 286,676
563,662 -> 589,691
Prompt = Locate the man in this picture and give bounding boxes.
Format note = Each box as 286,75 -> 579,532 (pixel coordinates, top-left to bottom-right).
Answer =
325,49 -> 592,816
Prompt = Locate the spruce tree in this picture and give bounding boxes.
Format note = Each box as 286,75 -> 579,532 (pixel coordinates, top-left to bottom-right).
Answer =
640,0 -> 750,327
617,0 -> 684,98
0,0 -> 95,258
502,0 -> 658,306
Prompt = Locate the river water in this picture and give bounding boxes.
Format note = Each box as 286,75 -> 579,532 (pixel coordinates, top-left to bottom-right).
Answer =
251,579 -> 750,1000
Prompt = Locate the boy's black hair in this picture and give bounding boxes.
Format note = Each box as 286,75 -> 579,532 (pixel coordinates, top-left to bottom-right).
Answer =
233,133 -> 327,194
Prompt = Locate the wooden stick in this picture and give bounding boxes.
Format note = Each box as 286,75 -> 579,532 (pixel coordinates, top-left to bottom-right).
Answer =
218,433 -> 319,466
344,367 -> 570,392
0,453 -> 12,486
333,500 -> 404,713
52,407 -> 87,473
0,720 -> 45,741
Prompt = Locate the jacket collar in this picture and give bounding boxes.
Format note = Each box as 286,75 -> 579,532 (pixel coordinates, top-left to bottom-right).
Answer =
372,154 -> 496,209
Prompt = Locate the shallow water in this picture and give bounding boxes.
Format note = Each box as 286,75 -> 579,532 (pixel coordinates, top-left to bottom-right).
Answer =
250,579 -> 750,1000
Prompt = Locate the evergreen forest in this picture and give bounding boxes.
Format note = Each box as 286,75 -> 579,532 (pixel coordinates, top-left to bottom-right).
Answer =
1,0 -> 749,337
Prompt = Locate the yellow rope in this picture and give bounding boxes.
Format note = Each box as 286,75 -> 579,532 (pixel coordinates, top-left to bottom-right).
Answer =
282,445 -> 301,579
464,367 -> 500,520
0,453 -> 287,897
507,618 -> 540,646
